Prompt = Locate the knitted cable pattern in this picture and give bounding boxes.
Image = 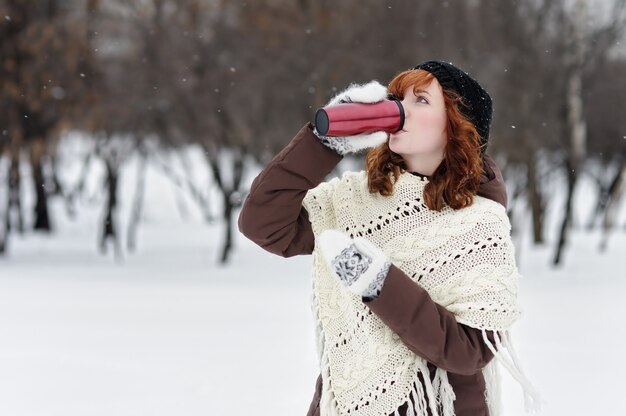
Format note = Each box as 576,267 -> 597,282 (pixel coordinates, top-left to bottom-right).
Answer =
302,170 -> 541,416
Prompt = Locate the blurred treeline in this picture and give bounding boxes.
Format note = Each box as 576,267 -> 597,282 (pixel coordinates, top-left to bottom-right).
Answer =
0,0 -> 625,265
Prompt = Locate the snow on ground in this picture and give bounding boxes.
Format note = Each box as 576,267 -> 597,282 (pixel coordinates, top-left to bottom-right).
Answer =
0,143 -> 625,416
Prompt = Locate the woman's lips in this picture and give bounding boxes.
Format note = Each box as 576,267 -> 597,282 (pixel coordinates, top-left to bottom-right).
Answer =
390,130 -> 405,139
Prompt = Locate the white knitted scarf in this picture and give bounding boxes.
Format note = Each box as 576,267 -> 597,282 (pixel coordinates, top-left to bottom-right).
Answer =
302,170 -> 543,416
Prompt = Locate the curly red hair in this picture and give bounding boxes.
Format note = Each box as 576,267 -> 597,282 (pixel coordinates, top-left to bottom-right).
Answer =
365,69 -> 485,211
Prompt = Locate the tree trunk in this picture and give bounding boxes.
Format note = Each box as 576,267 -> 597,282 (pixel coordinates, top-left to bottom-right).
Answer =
586,179 -> 609,230
587,160 -> 624,230
100,158 -> 122,258
527,154 -> 544,244
599,163 -> 626,251
210,147 -> 246,265
7,147 -> 24,234
553,159 -> 577,265
2,112 -> 25,254
553,0 -> 587,266
127,149 -> 147,252
0,155 -> 9,254
30,137 -> 51,232
219,194 -> 234,264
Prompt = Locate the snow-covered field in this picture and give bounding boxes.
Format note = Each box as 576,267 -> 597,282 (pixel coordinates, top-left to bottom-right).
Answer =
1,141 -> 625,416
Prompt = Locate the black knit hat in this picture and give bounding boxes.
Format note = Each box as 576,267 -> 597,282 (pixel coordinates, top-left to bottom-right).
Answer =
411,61 -> 493,152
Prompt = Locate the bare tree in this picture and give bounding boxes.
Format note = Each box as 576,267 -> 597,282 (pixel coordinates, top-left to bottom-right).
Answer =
2,0 -> 625,265
553,0 -> 626,265
584,57 -> 626,248
0,0 -> 97,258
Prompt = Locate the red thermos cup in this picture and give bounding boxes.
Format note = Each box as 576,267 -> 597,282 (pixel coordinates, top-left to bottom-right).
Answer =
314,99 -> 405,137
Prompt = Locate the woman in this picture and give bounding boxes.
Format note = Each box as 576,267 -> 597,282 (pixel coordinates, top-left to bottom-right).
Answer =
238,61 -> 542,416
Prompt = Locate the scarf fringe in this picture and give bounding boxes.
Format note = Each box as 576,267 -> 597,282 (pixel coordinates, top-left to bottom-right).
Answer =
397,361 -> 457,416
315,314 -> 458,416
433,367 -> 456,416
381,360 -> 458,416
482,357 -> 502,416
315,325 -> 544,416
415,360 -> 438,416
481,328 -> 546,415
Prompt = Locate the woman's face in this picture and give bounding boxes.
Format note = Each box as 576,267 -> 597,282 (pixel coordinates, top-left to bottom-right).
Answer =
388,78 -> 448,173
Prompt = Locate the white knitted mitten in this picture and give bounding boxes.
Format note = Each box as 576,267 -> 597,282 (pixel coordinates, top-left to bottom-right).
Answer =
314,81 -> 390,155
317,229 -> 391,299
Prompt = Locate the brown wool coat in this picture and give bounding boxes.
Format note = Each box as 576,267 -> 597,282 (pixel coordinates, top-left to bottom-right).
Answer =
238,123 -> 508,416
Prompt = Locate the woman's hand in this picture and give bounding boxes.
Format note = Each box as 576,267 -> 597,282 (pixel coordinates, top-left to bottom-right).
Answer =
314,81 -> 390,155
317,229 -> 391,299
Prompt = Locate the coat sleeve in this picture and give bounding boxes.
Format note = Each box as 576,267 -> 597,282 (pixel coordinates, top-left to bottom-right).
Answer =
237,122 -> 508,258
237,122 -> 343,257
363,264 -> 498,376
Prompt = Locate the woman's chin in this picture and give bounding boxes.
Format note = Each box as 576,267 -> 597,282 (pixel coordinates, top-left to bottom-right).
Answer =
388,138 -> 403,154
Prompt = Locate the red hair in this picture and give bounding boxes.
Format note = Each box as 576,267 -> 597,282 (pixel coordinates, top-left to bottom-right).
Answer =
365,69 -> 485,211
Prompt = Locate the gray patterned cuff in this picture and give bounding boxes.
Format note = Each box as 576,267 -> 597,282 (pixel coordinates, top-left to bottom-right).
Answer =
362,261 -> 391,300
313,128 -> 350,155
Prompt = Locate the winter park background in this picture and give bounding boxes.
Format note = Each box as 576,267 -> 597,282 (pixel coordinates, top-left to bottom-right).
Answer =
2,1 -> 626,416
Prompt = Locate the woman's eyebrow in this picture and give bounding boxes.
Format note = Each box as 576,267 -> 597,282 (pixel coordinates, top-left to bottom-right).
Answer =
413,89 -> 431,96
